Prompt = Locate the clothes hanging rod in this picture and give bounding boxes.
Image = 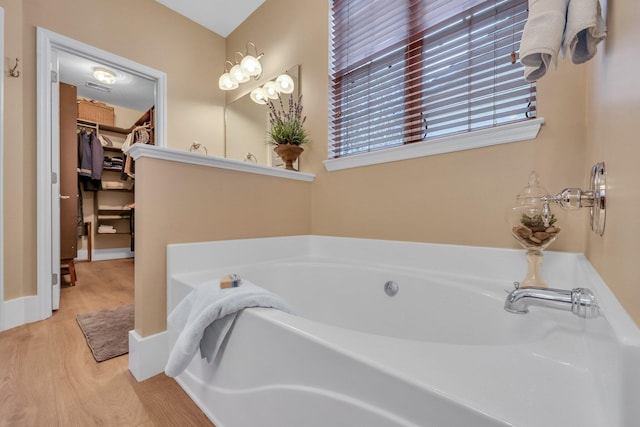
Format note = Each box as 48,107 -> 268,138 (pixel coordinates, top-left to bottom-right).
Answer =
76,119 -> 99,129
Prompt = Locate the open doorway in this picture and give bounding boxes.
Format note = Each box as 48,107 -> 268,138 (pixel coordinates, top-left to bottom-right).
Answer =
36,28 -> 167,317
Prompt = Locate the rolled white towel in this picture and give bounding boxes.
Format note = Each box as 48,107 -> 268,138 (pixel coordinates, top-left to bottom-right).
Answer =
564,0 -> 606,64
520,0 -> 570,82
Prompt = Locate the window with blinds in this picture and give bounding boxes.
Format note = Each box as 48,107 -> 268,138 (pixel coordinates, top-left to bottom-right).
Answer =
329,0 -> 536,159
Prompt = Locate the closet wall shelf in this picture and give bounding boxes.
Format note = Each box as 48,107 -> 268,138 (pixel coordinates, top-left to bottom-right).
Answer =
77,116 -> 152,135
97,209 -> 132,218
99,188 -> 133,192
78,107 -> 154,143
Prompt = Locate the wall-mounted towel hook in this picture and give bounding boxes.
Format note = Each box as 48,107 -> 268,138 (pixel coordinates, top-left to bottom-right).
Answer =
9,58 -> 20,78
189,141 -> 208,155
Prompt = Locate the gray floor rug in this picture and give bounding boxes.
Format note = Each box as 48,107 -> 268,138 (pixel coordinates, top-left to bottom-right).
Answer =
76,304 -> 134,362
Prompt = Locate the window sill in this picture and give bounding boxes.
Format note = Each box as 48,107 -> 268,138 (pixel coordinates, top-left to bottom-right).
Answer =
323,118 -> 544,172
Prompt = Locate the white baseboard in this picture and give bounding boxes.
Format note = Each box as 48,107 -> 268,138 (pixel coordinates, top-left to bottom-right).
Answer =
2,295 -> 49,331
76,248 -> 134,262
129,330 -> 169,381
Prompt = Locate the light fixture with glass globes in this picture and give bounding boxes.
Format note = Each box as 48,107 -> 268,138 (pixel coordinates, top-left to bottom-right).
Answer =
249,73 -> 296,104
218,42 -> 264,91
93,67 -> 117,85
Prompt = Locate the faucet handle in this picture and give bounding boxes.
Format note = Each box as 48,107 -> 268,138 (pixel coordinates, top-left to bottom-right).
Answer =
505,281 -> 521,294
571,288 -> 600,318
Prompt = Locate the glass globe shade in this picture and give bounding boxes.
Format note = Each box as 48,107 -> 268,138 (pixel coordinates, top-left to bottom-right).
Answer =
263,82 -> 279,99
250,87 -> 268,104
230,64 -> 250,83
241,55 -> 262,77
93,68 -> 117,84
275,74 -> 294,94
218,73 -> 239,90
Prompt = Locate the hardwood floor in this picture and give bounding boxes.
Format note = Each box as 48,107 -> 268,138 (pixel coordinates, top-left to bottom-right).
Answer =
0,259 -> 214,426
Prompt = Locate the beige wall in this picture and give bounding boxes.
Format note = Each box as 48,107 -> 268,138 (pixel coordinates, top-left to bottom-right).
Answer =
134,158 -> 312,335
585,1 -> 640,326
229,0 -> 587,251
3,0 -> 26,300
230,0 -> 639,327
2,0 -> 226,300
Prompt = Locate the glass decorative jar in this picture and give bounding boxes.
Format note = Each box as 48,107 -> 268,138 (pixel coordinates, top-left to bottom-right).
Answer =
509,172 -> 561,288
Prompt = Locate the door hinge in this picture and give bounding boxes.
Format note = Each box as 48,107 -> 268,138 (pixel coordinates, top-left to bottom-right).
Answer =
51,70 -> 58,83
52,172 -> 57,184
52,273 -> 58,286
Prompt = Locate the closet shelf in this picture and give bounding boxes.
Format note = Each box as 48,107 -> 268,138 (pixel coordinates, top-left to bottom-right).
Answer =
99,188 -> 133,192
77,112 -> 153,136
97,215 -> 130,219
103,146 -> 124,153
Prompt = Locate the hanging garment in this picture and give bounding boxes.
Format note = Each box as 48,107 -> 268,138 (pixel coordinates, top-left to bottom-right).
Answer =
77,130 -> 104,191
122,125 -> 151,179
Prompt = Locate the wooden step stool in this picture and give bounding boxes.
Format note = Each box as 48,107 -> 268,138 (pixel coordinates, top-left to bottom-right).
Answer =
61,259 -> 77,286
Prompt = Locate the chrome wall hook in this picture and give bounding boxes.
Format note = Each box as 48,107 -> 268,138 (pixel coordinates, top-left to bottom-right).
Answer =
9,58 -> 20,77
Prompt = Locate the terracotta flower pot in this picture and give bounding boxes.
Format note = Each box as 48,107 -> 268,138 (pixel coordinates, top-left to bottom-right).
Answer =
274,144 -> 304,171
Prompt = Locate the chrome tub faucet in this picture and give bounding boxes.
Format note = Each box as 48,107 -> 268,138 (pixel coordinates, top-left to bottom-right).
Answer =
505,282 -> 599,318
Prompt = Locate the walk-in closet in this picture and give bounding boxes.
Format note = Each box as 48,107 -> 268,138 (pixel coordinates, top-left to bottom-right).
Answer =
57,52 -> 155,291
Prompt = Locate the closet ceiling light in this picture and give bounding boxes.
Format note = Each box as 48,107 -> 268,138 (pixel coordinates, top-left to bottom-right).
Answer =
93,68 -> 117,85
275,73 -> 294,94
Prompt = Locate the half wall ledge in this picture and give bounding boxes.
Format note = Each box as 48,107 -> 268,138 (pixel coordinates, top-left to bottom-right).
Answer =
126,144 -> 315,182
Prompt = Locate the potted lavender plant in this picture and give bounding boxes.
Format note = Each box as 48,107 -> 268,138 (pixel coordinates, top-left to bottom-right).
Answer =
267,94 -> 309,170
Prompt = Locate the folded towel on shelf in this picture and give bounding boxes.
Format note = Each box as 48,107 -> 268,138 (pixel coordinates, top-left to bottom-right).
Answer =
97,204 -> 133,210
101,180 -> 133,190
97,225 -> 117,234
564,0 -> 606,64
520,0 -> 570,82
165,279 -> 293,377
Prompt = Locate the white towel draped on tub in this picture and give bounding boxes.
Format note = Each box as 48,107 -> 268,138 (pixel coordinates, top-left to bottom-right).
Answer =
165,279 -> 293,378
520,0 -> 606,81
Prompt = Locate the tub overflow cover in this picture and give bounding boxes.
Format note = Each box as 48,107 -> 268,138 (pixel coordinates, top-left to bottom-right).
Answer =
384,281 -> 399,296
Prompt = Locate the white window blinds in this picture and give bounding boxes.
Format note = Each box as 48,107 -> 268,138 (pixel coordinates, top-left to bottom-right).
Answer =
330,0 -> 537,158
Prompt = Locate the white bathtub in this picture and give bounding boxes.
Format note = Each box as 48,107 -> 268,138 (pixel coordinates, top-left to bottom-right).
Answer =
167,236 -> 640,427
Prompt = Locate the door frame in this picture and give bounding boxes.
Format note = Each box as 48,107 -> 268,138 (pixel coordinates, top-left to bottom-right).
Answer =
36,28 -> 167,319
0,7 -> 5,330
